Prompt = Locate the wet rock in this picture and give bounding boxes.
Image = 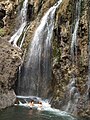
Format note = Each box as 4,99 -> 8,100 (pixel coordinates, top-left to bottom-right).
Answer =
0,0 -> 89,117
0,4 -> 6,28
27,3 -> 34,21
52,0 -> 89,117
0,6 -> 6,19
0,19 -> 4,28
0,90 -> 16,109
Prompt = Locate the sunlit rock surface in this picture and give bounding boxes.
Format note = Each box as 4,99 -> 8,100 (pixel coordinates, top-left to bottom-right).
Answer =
0,37 -> 21,109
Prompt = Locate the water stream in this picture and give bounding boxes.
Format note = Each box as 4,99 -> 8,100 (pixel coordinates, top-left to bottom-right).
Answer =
0,106 -> 90,120
9,0 -> 28,48
0,0 -> 90,119
71,0 -> 81,68
0,106 -> 77,120
17,0 -> 62,98
65,0 -> 81,113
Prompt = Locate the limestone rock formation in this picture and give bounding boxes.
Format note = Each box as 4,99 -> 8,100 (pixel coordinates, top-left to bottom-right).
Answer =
0,0 -> 90,117
51,0 -> 90,117
0,37 -> 21,109
18,0 -> 90,117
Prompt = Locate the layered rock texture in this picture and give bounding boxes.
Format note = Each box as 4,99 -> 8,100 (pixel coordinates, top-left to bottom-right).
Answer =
0,37 -> 21,109
52,0 -> 90,117
0,0 -> 22,109
23,0 -> 90,117
0,0 -> 90,117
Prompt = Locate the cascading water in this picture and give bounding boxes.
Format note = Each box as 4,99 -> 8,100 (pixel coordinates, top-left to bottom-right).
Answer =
9,0 -> 28,48
65,79 -> 80,114
65,0 -> 81,114
71,0 -> 81,67
17,0 -> 62,98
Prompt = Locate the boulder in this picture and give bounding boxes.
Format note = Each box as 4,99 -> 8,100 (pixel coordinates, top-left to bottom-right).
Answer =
0,37 -> 22,109
0,90 -> 16,109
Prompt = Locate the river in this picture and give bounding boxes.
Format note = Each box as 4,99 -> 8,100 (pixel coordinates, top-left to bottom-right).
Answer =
0,106 -> 89,120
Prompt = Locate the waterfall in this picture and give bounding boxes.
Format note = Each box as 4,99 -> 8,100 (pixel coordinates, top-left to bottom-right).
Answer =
9,0 -> 28,48
17,0 -> 62,98
65,79 -> 80,114
65,0 -> 81,114
71,0 -> 81,65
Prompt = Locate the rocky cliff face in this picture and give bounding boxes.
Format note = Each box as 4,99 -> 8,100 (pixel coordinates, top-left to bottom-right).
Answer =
22,0 -> 90,116
0,0 -> 22,109
52,0 -> 90,117
0,0 -> 90,117
0,37 -> 21,109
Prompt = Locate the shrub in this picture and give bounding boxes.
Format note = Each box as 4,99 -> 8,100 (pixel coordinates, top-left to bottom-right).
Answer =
0,28 -> 6,37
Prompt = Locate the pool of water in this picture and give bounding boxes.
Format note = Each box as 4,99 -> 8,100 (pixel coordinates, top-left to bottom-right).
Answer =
0,106 -> 89,120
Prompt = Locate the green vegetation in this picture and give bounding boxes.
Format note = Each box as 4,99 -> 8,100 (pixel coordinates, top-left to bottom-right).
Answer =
0,28 -> 6,37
